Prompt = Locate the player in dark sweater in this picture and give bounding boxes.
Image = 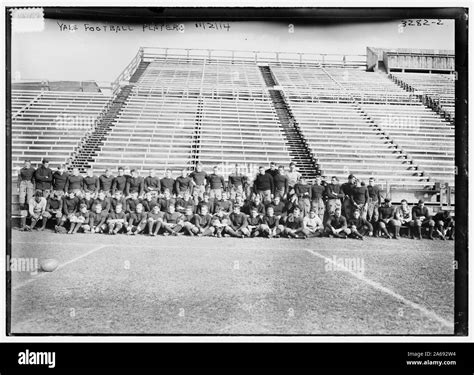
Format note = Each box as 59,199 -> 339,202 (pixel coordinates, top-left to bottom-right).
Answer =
175,169 -> 193,197
211,206 -> 229,238
126,192 -> 141,214
107,203 -> 127,234
44,192 -> 63,226
140,192 -> 158,212
60,192 -> 80,228
377,198 -> 397,239
310,176 -> 325,221
246,208 -> 263,237
190,205 -> 215,236
325,208 -> 351,239
341,174 -> 357,220
433,210 -> 454,240
410,199 -> 435,240
146,204 -> 165,236
127,203 -> 147,235
273,165 -> 289,199
347,209 -> 373,240
93,191 -> 111,214
88,204 -> 108,233
175,191 -> 195,214
351,179 -> 369,220
266,195 -> 287,220
34,159 -> 53,196
52,164 -> 69,196
325,176 -> 344,221
367,177 -> 382,223
294,177 -> 312,217
110,191 -> 127,213
284,207 -> 306,239
158,190 -> 176,213
144,169 -> 161,197
126,169 -> 144,197
112,167 -> 127,195
206,166 -> 226,200
225,205 -> 249,238
190,163 -> 207,203
160,170 -> 175,196
80,191 -> 95,211
83,169 -> 100,197
265,162 -> 279,179
65,168 -> 84,196
261,206 -> 282,238
228,164 -> 247,200
253,166 -> 274,204
162,205 -> 184,236
99,169 -> 114,196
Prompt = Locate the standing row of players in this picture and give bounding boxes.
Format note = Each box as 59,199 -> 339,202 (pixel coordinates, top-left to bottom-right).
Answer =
17,160 -> 454,239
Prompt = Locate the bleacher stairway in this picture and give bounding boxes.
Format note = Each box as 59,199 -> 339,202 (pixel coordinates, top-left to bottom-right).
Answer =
69,62 -> 150,172
259,66 -> 320,179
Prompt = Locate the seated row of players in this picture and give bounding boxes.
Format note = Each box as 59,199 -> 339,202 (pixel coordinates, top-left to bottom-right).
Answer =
18,160 -> 454,240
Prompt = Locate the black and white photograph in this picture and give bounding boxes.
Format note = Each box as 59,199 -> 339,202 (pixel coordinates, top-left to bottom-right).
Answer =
5,7 -> 467,337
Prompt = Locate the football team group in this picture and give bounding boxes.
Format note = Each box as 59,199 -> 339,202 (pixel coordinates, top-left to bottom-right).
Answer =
16,159 -> 454,240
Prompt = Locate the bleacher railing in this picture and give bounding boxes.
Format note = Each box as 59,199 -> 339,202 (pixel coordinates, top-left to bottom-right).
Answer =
111,47 -> 144,95
140,46 -> 366,67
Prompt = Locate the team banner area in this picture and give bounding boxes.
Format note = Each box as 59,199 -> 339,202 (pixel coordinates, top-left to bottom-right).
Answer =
4,4 -> 468,358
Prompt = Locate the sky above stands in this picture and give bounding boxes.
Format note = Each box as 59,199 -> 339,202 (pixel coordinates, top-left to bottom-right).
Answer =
11,18 -> 454,83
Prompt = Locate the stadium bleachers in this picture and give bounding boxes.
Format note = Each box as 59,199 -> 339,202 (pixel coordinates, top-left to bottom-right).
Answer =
269,64 -> 454,188
12,90 -> 111,171
90,58 -> 292,177
390,72 -> 455,120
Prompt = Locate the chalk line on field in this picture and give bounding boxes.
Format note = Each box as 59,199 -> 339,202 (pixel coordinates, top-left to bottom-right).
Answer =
12,244 -> 109,290
304,248 -> 453,330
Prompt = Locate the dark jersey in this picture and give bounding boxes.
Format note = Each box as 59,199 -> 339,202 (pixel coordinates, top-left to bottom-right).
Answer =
326,215 -> 347,230
52,171 -> 68,191
83,176 -> 99,192
80,197 -> 95,211
164,212 -> 183,225
379,205 -> 395,220
348,217 -> 373,232
311,184 -> 325,200
262,215 -> 279,229
89,211 -> 108,227
62,196 -> 79,215
112,175 -> 127,194
99,174 -> 114,193
160,177 -> 175,194
128,211 -> 147,226
93,198 -> 111,214
192,213 -> 213,229
189,171 -> 207,186
412,206 -> 431,220
66,175 -> 83,192
229,212 -> 248,230
144,176 -> 160,192
352,186 -> 369,205
34,166 -> 53,190
285,214 -> 304,230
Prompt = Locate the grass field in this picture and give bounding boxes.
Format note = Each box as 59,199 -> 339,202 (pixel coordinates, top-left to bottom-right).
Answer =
9,230 -> 454,335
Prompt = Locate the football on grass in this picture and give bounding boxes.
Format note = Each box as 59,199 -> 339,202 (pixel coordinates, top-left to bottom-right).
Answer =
40,259 -> 59,272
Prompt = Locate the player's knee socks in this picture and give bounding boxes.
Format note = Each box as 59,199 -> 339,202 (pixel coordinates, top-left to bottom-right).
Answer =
394,225 -> 400,237
154,222 -> 162,235
20,216 -> 26,228
40,217 -> 47,229
30,219 -> 37,229
428,225 -> 434,238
